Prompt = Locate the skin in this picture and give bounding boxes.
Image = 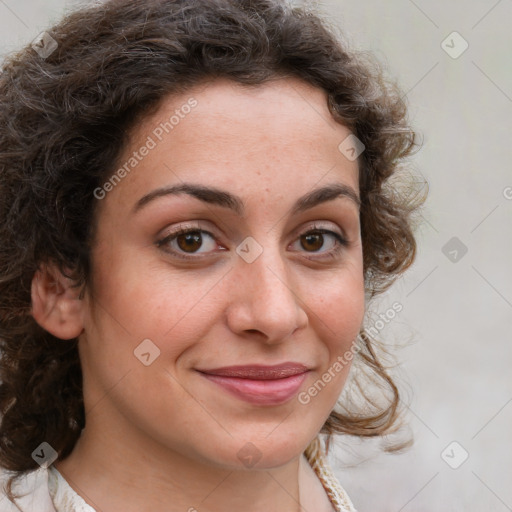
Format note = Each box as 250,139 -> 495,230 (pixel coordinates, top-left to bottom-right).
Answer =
32,76 -> 365,512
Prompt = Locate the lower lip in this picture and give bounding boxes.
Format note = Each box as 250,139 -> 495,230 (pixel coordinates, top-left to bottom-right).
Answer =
200,372 -> 308,406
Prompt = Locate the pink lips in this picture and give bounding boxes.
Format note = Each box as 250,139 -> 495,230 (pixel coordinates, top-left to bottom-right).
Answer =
197,363 -> 309,405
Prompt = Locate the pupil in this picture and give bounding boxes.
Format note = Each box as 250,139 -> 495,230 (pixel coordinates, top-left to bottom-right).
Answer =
302,233 -> 323,251
178,232 -> 202,252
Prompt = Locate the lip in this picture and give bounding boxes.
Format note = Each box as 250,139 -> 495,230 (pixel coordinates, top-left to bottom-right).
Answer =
197,363 -> 309,405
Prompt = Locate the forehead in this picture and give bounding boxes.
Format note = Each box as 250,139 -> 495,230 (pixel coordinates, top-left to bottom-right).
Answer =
105,77 -> 359,213
137,76 -> 351,151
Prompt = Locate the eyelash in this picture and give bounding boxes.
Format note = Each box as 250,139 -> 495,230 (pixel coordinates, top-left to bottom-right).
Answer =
156,225 -> 349,262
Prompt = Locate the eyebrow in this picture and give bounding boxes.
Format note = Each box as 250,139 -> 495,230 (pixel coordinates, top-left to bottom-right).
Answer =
132,182 -> 360,216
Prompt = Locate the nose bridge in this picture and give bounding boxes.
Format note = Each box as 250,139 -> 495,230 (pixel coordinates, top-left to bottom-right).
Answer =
227,238 -> 307,341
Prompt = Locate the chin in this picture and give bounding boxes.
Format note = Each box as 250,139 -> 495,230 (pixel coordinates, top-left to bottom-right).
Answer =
199,429 -> 316,471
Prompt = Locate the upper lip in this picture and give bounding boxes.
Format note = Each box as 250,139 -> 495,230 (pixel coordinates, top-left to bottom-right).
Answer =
197,363 -> 309,380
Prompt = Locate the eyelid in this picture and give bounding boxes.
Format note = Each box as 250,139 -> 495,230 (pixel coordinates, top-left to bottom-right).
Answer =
272,218 -> 346,265
158,221 -> 206,237
155,222 -> 224,259
156,220 -> 349,261
288,225 -> 348,258
289,221 -> 346,244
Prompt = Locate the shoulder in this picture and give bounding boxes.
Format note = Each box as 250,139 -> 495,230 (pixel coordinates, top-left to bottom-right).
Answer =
0,468 -> 56,512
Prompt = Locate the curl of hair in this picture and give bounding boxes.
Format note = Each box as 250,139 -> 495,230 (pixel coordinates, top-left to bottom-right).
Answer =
0,0 -> 425,483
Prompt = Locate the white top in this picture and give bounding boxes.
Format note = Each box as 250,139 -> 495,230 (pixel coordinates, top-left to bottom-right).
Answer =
1,437 -> 357,512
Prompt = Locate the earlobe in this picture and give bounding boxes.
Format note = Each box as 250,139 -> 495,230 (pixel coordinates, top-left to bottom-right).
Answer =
31,264 -> 85,340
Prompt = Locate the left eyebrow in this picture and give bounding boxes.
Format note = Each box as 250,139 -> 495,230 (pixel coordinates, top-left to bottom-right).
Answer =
290,183 -> 360,215
132,182 -> 360,216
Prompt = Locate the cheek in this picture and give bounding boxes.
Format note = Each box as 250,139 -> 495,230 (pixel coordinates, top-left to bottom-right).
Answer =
301,265 -> 365,398
307,268 -> 365,345
300,298 -> 363,409
89,237 -> 203,331
83,253 -> 228,387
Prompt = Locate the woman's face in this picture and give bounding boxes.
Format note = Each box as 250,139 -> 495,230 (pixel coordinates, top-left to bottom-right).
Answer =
80,77 -> 364,469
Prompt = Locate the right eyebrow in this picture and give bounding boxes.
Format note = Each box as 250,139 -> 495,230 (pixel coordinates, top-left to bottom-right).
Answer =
132,183 -> 244,216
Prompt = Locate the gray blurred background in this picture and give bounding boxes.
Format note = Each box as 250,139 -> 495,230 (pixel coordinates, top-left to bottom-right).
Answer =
1,1 -> 511,510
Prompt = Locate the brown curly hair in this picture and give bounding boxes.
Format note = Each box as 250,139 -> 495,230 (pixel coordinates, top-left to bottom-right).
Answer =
0,0 -> 424,481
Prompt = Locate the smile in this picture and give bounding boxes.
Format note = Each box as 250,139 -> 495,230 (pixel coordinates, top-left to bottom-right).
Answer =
197,363 -> 310,406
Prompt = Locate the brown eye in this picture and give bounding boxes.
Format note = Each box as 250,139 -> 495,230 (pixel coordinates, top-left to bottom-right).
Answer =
289,228 -> 347,259
157,228 -> 219,259
301,233 -> 325,252
176,231 -> 203,253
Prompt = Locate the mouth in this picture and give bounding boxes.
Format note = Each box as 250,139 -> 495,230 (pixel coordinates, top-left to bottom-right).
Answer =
196,363 -> 310,406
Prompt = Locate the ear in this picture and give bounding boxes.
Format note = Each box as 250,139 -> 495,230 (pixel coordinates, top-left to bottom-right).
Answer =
31,263 -> 85,340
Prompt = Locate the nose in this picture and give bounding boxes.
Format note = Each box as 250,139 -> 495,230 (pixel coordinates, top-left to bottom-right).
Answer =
225,246 -> 309,344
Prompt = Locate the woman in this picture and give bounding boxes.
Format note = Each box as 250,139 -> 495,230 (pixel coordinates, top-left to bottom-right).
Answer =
0,0 -> 423,510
